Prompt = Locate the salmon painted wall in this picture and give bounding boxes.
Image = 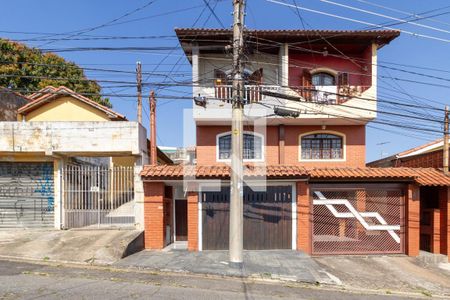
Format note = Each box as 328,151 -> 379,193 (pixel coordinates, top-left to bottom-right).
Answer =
288,45 -> 372,87
196,125 -> 366,167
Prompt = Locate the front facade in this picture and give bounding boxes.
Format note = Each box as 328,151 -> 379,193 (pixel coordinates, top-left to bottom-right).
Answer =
0,86 -> 171,230
141,28 -> 450,259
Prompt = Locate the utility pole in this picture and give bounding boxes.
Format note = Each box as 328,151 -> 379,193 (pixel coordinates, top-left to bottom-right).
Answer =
136,61 -> 143,124
444,105 -> 449,175
229,0 -> 245,267
150,91 -> 157,165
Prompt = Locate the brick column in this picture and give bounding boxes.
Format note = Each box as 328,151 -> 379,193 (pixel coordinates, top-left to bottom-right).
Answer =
187,191 -> 199,251
143,182 -> 165,249
440,186 -> 450,259
406,184 -> 420,257
297,181 -> 311,254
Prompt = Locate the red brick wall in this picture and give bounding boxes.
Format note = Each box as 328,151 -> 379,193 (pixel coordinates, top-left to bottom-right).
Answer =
196,125 -> 366,167
397,149 -> 448,169
187,192 -> 199,251
406,184 -> 420,257
296,181 -> 311,254
440,187 -> 450,258
143,182 -> 165,249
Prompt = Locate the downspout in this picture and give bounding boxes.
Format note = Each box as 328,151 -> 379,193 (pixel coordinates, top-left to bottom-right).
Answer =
150,91 -> 157,165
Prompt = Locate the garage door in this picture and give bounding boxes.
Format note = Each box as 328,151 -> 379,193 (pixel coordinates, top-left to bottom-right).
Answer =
202,186 -> 292,250
0,162 -> 54,228
311,184 -> 405,255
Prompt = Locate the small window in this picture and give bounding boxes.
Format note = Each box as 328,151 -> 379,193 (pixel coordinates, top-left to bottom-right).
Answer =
301,133 -> 343,160
218,132 -> 263,161
312,72 -> 335,86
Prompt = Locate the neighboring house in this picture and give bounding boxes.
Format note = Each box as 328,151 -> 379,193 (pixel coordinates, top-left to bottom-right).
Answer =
368,138 -> 449,170
0,87 -> 31,121
0,86 -> 170,230
140,28 -> 450,260
368,138 -> 450,253
159,146 -> 196,165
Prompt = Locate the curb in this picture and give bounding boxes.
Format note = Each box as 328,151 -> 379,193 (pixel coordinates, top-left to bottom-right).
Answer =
0,256 -> 447,299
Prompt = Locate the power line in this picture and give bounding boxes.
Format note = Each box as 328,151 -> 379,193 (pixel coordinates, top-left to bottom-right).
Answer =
267,0 -> 450,44
37,0 -> 159,47
316,0 -> 450,35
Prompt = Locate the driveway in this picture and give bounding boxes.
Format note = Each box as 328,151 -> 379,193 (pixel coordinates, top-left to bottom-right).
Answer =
115,249 -> 335,284
314,255 -> 450,297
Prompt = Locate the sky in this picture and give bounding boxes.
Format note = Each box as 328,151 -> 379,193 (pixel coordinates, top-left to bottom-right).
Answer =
1,0 -> 449,162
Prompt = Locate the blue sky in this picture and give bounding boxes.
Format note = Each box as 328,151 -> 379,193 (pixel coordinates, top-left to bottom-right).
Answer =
1,0 -> 449,162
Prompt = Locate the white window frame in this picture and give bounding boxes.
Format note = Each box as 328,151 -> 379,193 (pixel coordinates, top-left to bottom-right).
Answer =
299,130 -> 346,162
216,131 -> 265,163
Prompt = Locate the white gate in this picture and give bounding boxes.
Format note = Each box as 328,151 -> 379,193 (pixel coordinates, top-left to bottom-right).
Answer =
62,165 -> 135,229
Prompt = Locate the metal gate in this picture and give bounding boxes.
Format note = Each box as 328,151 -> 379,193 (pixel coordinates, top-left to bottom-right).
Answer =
0,162 -> 54,228
62,165 -> 135,228
311,184 -> 405,255
202,186 -> 292,250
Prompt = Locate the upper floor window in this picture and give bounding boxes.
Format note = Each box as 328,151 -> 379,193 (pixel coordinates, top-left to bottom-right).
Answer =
300,133 -> 343,160
312,72 -> 335,86
217,132 -> 263,161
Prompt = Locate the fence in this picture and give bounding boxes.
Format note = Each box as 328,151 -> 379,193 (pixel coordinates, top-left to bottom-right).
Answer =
62,164 -> 135,229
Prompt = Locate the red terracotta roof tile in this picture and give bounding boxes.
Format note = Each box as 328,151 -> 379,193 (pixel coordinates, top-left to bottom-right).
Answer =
18,86 -> 126,121
141,165 -> 450,186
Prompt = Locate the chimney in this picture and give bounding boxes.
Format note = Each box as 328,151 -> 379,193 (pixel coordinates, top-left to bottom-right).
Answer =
150,91 -> 157,165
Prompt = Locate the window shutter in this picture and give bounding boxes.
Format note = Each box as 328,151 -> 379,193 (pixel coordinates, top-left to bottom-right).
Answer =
301,69 -> 313,100
337,72 -> 349,104
249,68 -> 263,85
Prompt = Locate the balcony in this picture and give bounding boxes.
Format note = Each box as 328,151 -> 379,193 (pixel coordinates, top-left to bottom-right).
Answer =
295,85 -> 370,105
214,85 -> 281,104
194,84 -> 376,125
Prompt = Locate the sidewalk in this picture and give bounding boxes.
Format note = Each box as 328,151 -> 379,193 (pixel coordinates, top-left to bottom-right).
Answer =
115,248 -> 450,298
114,249 -> 336,284
0,229 -> 143,264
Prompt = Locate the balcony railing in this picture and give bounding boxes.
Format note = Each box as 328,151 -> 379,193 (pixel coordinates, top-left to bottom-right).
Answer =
214,85 -> 280,104
298,85 -> 370,104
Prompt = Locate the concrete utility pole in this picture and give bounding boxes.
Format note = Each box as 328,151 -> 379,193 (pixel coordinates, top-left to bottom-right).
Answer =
150,91 -> 157,165
444,105 -> 449,175
229,0 -> 245,267
136,61 -> 143,124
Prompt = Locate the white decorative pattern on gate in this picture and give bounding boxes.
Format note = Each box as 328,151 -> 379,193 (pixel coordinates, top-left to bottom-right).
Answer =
313,191 -> 401,243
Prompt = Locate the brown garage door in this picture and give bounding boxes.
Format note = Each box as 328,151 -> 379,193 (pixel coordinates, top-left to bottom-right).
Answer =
311,184 -> 405,255
202,186 -> 292,250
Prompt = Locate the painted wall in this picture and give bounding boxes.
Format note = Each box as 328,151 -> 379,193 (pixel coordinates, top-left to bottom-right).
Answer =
198,53 -> 279,87
288,45 -> 373,87
19,96 -> 110,122
196,124 -> 366,167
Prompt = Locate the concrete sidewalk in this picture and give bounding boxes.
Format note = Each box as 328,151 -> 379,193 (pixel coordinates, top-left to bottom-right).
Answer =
0,229 -> 143,264
115,249 -> 336,284
115,249 -> 450,297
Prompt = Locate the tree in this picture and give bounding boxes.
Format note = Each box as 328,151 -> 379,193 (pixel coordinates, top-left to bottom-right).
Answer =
0,39 -> 111,107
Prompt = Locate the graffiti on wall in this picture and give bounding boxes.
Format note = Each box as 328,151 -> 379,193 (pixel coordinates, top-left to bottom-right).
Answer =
0,162 -> 54,226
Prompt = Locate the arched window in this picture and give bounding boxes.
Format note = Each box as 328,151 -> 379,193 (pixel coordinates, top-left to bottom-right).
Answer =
300,133 -> 343,160
217,132 -> 263,161
312,72 -> 335,86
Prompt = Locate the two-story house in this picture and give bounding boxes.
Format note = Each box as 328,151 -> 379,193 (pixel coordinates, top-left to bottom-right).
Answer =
141,29 -> 450,259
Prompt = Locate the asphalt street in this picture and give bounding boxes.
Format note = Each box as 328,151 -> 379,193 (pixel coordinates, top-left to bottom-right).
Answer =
0,259 -> 426,299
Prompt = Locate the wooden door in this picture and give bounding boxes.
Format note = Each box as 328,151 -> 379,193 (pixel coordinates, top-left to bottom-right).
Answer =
175,200 -> 188,241
202,186 -> 292,250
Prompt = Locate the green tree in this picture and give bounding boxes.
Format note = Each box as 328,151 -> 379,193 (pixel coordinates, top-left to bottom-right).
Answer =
0,39 -> 111,107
